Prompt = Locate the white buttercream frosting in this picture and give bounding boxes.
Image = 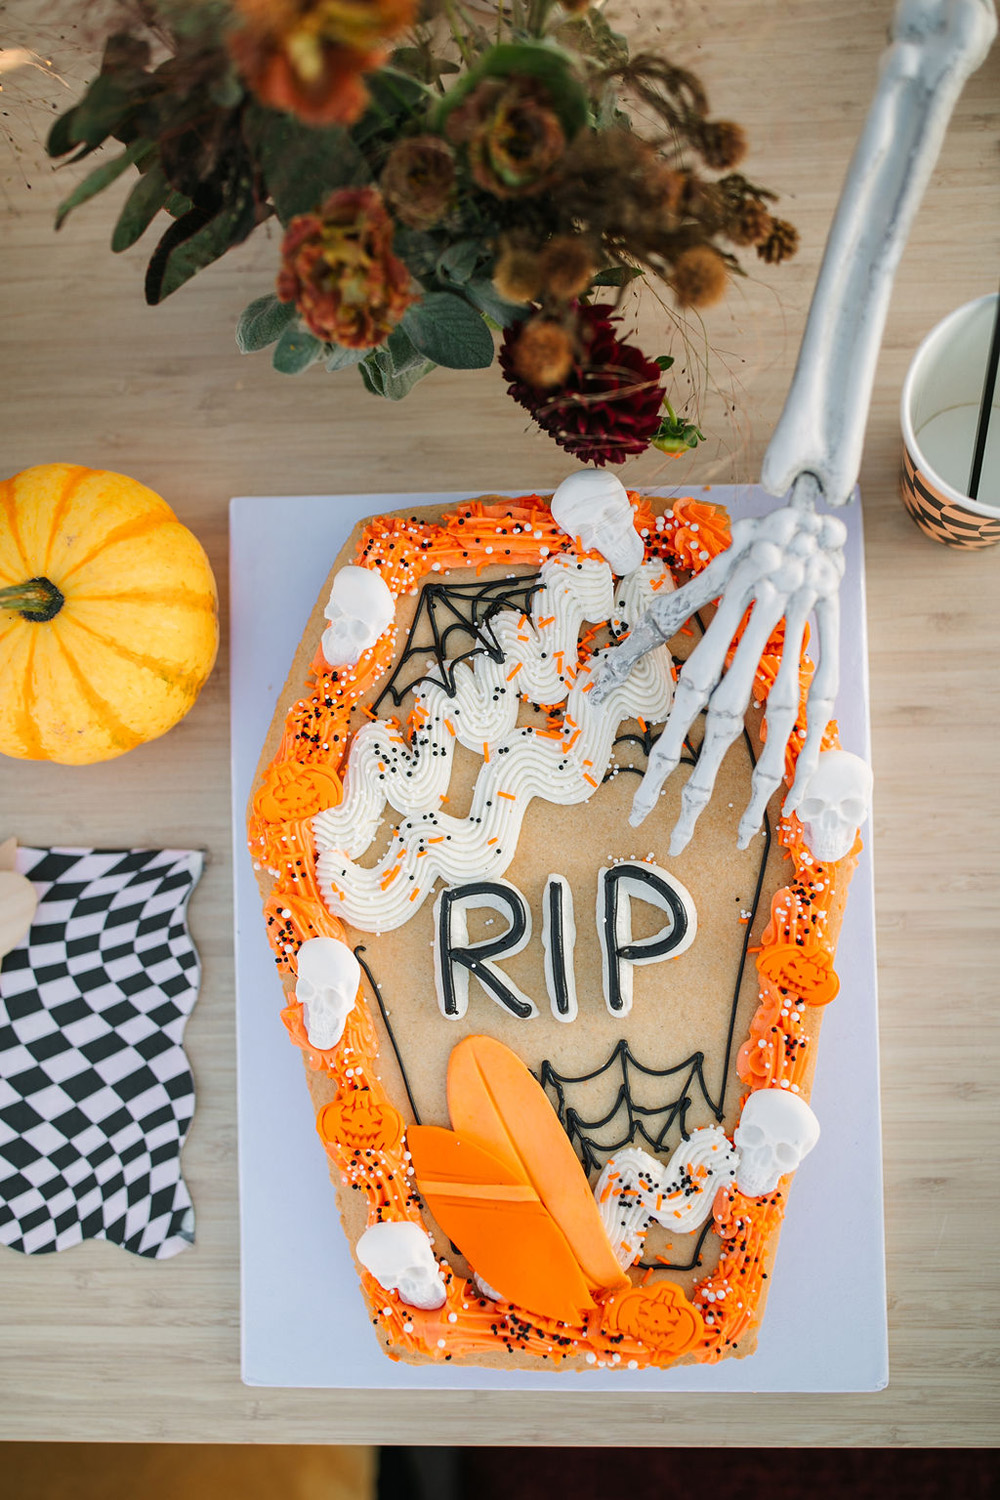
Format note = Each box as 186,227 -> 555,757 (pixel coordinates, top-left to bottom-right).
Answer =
595,1130 -> 738,1267
314,556 -> 675,932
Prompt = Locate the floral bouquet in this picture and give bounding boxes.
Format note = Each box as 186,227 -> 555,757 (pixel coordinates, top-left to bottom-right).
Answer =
48,1 -> 798,465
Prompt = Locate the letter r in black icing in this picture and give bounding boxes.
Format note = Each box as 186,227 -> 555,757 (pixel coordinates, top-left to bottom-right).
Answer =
434,880 -> 538,1019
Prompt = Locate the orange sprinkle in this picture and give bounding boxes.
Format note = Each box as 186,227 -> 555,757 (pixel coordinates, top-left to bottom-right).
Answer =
638,716 -> 647,732
498,790 -> 516,801
483,743 -> 490,763
506,662 -> 523,681
427,836 -> 444,844
380,868 -> 400,890
444,719 -> 456,736
487,837 -> 498,846
538,615 -> 555,628
583,773 -> 598,788
408,888 -> 420,902
565,730 -> 581,750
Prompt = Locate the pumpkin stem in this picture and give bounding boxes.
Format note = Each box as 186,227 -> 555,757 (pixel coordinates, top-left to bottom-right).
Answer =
0,576 -> 66,623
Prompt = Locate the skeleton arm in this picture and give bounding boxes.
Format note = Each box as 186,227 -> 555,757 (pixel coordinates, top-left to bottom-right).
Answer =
593,0 -> 995,851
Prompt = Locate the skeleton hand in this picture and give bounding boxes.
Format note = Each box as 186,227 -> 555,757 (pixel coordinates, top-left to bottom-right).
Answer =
591,487 -> 846,855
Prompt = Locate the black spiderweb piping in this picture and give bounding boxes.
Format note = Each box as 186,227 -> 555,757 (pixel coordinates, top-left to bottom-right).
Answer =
372,574 -> 542,714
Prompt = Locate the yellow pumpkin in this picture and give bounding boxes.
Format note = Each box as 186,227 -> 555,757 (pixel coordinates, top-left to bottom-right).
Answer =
0,463 -> 219,764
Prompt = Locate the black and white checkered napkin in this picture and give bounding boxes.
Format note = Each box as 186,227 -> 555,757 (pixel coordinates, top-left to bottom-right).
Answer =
0,848 -> 203,1259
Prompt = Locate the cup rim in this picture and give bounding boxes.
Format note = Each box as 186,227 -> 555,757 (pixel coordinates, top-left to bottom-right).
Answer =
900,291 -> 1000,521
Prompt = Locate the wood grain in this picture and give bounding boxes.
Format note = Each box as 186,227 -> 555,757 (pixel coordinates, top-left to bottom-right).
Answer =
0,0 -> 998,1447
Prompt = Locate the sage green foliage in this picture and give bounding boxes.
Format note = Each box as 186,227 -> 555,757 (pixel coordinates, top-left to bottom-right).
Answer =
235,296 -> 297,354
272,325 -> 325,375
111,164 -> 172,252
402,294 -> 495,370
55,139 -> 153,231
243,106 -> 368,226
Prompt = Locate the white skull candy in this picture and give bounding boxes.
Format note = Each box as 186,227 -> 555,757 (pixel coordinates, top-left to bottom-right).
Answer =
794,748 -> 873,863
321,565 -> 395,668
550,470 -> 644,576
356,1221 -> 447,1310
733,1088 -> 820,1197
294,936 -> 360,1051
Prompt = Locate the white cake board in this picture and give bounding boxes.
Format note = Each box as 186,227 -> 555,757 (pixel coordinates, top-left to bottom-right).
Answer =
230,486 -> 887,1392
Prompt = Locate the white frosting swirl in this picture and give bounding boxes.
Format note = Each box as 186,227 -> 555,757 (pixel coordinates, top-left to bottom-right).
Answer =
314,556 -> 675,932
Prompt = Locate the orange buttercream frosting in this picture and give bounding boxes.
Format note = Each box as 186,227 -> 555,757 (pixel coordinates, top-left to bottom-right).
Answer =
248,492 -> 861,1370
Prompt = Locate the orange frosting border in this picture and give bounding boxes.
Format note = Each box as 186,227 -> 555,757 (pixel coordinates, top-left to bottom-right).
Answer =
247,492 -> 860,1370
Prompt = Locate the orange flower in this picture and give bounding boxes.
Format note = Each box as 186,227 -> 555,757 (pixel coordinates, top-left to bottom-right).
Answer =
757,942 -> 841,1007
601,1281 -> 704,1360
446,76 -> 566,198
277,187 -> 417,347
229,0 -> 416,126
255,759 -> 343,822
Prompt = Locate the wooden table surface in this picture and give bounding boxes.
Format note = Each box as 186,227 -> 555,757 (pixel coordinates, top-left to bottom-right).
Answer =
1,0 -> 998,1448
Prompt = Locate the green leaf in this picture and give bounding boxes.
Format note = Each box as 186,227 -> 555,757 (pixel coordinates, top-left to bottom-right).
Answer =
402,292 -> 495,370
464,277 -> 528,330
47,107 -> 81,160
236,295 -> 297,354
245,103 -> 370,225
374,326 -> 425,376
51,72 -> 134,154
145,166 -> 256,304
352,68 -> 431,147
436,240 -> 482,287
390,46 -> 460,85
360,350 -> 436,400
111,162 -> 170,251
436,43 -> 590,141
655,354 -> 675,371
326,343 -> 367,371
591,265 -> 644,287
359,357 -> 385,396
393,227 -> 440,280
272,324 -> 324,374
165,190 -> 194,218
55,139 -> 152,230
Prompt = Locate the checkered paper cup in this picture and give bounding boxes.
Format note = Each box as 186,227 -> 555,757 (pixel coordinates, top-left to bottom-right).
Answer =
900,293 -> 1000,549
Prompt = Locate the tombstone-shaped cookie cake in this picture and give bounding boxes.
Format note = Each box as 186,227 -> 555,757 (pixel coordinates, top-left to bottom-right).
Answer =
248,483 -> 864,1370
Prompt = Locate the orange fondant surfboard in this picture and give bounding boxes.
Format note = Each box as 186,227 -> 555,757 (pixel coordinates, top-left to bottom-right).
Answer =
407,1123 -> 597,1324
446,1036 -> 630,1296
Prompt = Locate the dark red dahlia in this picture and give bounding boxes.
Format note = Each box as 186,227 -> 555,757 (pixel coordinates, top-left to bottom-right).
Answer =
499,303 -> 665,465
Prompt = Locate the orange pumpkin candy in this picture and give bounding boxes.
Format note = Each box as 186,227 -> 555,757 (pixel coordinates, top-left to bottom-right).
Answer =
0,464 -> 219,764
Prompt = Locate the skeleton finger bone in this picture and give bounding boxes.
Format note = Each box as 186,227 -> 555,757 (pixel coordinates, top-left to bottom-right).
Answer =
784,585 -> 842,817
668,580 -> 788,855
736,586 -> 814,848
595,1131 -> 738,1268
590,523 -> 755,706
627,550 -> 769,827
